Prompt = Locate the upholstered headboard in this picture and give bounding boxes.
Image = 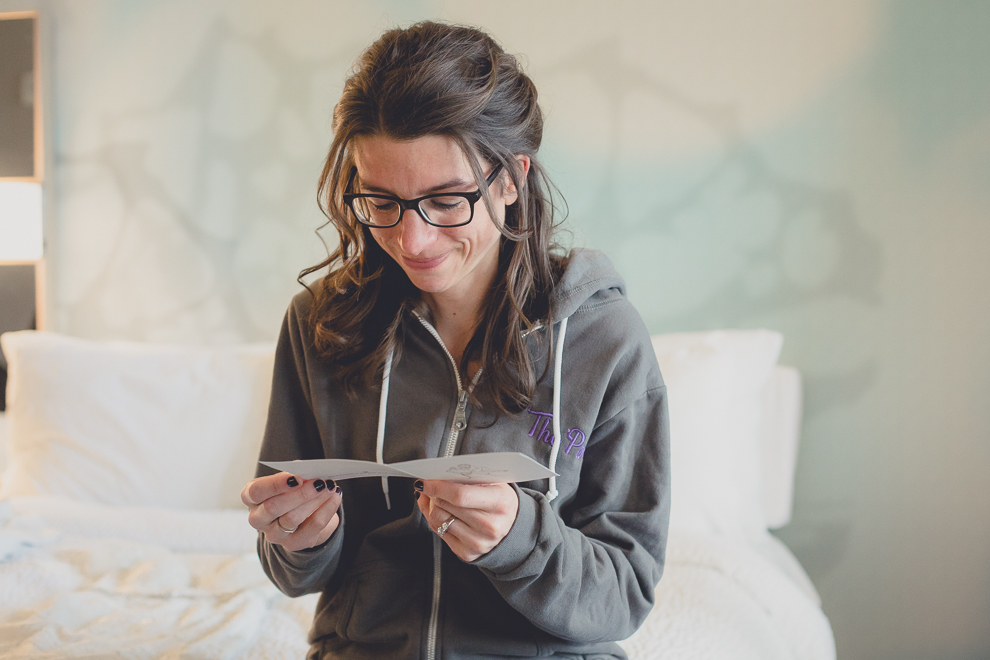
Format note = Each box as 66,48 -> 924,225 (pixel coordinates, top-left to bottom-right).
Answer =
762,366 -> 802,529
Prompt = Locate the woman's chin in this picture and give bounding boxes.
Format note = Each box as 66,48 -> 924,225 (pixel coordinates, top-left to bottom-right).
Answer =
404,272 -> 449,294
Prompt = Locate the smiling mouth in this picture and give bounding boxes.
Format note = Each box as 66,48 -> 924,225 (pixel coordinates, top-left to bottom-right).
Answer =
402,253 -> 448,271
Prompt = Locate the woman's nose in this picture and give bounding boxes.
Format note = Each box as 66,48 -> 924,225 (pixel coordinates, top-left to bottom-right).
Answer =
397,208 -> 437,254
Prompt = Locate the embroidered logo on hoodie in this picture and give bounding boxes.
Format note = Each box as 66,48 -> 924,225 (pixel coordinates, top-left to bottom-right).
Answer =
526,409 -> 587,458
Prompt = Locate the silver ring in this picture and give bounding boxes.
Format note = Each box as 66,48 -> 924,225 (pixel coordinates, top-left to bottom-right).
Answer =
276,516 -> 297,534
436,515 -> 456,538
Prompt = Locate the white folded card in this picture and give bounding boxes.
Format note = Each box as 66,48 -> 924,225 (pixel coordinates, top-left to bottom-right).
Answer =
261,452 -> 557,483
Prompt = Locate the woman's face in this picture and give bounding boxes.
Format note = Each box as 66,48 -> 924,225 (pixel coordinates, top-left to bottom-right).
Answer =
351,135 -> 520,307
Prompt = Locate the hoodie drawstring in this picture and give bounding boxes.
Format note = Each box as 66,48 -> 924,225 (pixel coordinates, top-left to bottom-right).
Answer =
377,346 -> 394,510
374,316 -> 569,508
546,316 -> 568,502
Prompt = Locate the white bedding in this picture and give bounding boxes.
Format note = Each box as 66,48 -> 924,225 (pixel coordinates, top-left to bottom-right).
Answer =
0,497 -> 318,659
621,529 -> 834,660
0,330 -> 834,658
0,496 -> 833,660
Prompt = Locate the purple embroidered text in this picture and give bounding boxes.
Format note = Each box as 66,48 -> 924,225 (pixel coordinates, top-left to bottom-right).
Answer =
526,409 -> 587,458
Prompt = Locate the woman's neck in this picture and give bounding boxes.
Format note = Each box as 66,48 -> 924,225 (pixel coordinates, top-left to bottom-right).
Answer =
419,244 -> 500,374
422,288 -> 485,369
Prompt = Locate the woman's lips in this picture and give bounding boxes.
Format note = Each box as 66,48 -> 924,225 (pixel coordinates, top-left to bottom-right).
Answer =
402,253 -> 448,271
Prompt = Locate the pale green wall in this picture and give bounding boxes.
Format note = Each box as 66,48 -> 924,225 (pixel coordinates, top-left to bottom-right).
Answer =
2,1 -> 988,658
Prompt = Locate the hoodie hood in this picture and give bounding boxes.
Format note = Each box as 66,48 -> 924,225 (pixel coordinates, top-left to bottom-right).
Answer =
550,248 -> 627,322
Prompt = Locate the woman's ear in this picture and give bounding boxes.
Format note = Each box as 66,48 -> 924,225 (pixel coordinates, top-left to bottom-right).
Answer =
502,154 -> 531,206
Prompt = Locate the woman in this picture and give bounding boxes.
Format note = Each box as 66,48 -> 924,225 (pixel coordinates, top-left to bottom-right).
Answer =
241,21 -> 670,660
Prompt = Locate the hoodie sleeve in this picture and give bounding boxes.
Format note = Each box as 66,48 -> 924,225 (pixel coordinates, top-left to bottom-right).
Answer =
472,383 -> 670,643
254,295 -> 346,597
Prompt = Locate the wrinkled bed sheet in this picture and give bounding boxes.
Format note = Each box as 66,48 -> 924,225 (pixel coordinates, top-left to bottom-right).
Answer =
0,497 -> 834,660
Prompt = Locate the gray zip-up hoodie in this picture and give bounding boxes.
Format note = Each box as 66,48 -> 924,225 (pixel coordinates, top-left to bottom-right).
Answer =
256,248 -> 670,659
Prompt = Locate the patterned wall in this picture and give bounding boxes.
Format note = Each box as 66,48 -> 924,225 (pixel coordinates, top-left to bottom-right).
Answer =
2,1 -> 989,658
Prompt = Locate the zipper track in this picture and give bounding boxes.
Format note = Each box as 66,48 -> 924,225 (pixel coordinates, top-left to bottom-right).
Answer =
415,312 -> 464,391
427,535 -> 443,660
415,313 -> 481,660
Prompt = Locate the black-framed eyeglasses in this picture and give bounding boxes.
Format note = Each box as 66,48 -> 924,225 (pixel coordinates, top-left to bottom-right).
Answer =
343,162 -> 504,228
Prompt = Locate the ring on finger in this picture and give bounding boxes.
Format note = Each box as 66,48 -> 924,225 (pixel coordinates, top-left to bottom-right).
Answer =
276,515 -> 297,534
436,515 -> 457,538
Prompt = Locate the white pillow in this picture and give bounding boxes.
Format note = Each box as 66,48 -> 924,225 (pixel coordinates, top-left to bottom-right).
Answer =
651,330 -> 783,539
0,331 -> 275,510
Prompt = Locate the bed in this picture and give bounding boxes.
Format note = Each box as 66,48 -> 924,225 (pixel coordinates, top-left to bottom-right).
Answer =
0,329 -> 835,659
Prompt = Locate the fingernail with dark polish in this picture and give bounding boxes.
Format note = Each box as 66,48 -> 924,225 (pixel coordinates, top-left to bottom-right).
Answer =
414,480 -> 424,492
314,480 -> 326,492
335,485 -> 342,494
326,480 -> 336,491
414,491 -> 420,501
287,477 -> 299,488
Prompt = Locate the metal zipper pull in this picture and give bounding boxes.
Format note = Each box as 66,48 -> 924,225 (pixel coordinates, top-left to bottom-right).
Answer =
443,389 -> 469,459
453,389 -> 468,431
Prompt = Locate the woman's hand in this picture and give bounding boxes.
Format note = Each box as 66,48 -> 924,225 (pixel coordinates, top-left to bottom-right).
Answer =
241,473 -> 342,552
416,480 -> 519,562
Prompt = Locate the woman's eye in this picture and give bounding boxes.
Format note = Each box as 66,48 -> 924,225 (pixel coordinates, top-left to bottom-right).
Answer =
425,197 -> 464,211
373,200 -> 397,212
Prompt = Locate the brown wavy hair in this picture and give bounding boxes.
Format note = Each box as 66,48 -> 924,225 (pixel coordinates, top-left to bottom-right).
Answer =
300,21 -> 566,415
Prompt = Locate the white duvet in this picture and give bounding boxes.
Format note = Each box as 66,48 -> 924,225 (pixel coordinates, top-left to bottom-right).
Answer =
621,529 -> 835,660
0,497 -> 833,659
